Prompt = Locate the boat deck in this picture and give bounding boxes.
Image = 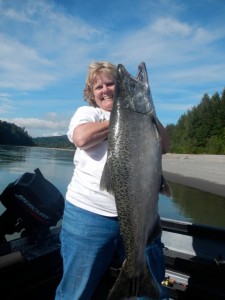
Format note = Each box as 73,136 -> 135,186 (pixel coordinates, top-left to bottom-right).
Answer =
0,219 -> 225,299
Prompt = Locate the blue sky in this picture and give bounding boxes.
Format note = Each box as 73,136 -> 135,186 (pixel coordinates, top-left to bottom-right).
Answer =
0,0 -> 225,137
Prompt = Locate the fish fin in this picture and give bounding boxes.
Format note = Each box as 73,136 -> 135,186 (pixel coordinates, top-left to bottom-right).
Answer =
100,160 -> 115,195
159,175 -> 172,197
107,260 -> 160,300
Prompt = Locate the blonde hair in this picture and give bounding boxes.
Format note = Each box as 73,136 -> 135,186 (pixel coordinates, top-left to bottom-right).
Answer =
83,61 -> 117,107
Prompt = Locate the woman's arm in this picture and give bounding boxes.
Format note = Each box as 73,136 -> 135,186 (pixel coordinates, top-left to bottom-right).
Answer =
73,118 -> 169,153
73,120 -> 109,150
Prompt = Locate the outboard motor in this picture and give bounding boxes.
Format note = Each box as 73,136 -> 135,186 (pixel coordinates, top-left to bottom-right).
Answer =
0,168 -> 64,242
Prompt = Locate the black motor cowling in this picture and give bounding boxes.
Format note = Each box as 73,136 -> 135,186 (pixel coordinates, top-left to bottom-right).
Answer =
0,168 -> 64,241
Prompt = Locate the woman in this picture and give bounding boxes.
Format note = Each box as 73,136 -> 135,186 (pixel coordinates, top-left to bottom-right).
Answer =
55,61 -> 169,300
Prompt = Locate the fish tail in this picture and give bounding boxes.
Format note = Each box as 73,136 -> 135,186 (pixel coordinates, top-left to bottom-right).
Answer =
107,261 -> 160,300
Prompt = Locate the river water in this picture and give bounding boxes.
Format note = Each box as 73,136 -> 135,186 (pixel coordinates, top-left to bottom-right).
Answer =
0,145 -> 225,242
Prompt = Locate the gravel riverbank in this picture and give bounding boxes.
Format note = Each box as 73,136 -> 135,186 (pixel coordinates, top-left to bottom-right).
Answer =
162,154 -> 225,197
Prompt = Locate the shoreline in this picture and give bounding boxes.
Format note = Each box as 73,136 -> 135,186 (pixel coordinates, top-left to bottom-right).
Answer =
163,171 -> 225,198
162,154 -> 225,197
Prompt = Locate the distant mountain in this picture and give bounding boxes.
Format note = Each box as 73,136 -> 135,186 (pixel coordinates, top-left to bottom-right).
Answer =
33,135 -> 76,150
0,119 -> 75,149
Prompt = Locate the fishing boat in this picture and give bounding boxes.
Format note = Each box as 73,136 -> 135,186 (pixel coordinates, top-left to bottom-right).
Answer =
0,170 -> 225,299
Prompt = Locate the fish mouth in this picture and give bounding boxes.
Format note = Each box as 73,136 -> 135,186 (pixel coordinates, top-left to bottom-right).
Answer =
117,62 -> 148,85
136,62 -> 149,84
117,63 -> 130,81
116,62 -> 153,114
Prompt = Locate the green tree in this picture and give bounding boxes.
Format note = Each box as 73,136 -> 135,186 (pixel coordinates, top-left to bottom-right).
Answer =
166,88 -> 225,154
0,120 -> 34,146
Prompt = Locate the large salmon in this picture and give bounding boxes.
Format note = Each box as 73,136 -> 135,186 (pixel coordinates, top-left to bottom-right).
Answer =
100,62 -> 168,299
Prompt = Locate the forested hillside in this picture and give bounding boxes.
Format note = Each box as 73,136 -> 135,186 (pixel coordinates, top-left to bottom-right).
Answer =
0,121 -> 75,149
33,135 -> 76,150
166,88 -> 225,154
0,120 -> 34,146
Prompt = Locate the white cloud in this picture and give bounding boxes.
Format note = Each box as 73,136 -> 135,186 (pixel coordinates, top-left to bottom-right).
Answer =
0,35 -> 55,90
0,93 -> 14,114
0,0 -> 225,135
157,103 -> 194,111
1,116 -> 69,137
153,18 -> 192,37
0,0 -> 106,91
3,7 -> 34,23
169,64 -> 225,84
110,16 -> 225,71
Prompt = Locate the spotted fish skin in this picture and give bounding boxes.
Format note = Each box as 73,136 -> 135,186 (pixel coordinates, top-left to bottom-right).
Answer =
100,62 -> 164,300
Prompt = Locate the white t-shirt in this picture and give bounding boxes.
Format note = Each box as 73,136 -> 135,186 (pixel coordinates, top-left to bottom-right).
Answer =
66,106 -> 117,217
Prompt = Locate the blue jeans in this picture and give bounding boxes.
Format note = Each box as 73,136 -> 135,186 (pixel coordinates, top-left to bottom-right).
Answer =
55,201 -> 168,300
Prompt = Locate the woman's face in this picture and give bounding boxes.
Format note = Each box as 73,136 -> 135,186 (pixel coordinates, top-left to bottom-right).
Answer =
92,74 -> 115,112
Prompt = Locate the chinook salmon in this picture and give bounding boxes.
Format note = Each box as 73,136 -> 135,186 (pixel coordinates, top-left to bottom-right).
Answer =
100,62 -> 169,300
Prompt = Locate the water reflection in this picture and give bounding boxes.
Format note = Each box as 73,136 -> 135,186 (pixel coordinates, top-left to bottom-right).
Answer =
1,145 -> 225,230
0,145 -> 30,165
166,181 -> 225,228
0,146 -> 75,198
